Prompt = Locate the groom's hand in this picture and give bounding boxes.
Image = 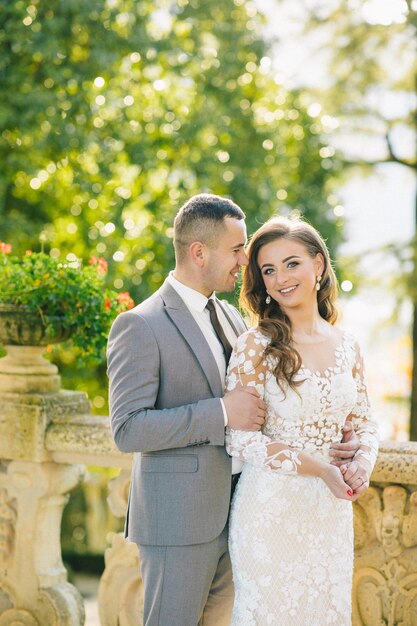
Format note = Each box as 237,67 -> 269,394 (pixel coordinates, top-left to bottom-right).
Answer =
223,387 -> 266,431
329,421 -> 360,467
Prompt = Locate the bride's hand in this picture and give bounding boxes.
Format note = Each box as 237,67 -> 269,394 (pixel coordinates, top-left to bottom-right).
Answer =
340,460 -> 371,496
319,464 -> 358,501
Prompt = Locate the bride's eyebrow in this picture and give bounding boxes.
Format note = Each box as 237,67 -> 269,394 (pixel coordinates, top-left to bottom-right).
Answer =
261,255 -> 302,269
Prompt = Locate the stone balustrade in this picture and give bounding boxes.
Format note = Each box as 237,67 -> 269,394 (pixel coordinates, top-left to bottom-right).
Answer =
0,344 -> 416,625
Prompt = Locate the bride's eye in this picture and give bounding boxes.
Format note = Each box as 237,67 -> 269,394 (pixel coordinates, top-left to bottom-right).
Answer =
287,261 -> 299,269
262,267 -> 275,276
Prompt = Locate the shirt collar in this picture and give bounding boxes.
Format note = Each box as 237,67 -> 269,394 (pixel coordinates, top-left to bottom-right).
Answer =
167,272 -> 214,313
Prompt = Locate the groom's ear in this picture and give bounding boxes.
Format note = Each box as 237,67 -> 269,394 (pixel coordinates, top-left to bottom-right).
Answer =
189,241 -> 206,267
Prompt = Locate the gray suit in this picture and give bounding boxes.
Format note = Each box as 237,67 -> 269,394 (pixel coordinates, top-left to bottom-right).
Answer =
107,280 -> 246,624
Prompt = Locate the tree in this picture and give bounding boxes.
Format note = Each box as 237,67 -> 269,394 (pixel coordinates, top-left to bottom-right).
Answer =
1,0 -> 346,406
1,0 -> 345,282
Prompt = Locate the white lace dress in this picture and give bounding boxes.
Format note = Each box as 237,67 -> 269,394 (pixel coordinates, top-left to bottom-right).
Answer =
226,328 -> 379,626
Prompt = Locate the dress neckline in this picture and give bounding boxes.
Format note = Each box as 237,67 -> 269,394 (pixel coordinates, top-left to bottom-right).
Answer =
298,330 -> 350,380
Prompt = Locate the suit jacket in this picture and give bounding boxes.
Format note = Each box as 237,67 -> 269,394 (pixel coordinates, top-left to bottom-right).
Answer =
107,280 -> 247,546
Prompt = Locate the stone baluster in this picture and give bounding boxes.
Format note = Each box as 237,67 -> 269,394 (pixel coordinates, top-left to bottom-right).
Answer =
0,343 -> 89,625
45,377 -> 142,625
352,443 -> 417,625
97,470 -> 143,626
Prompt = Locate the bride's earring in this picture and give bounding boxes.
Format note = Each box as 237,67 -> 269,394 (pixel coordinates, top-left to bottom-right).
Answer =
265,292 -> 271,304
316,275 -> 322,291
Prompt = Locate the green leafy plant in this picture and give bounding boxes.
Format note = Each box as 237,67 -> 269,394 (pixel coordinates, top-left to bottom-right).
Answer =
0,244 -> 134,362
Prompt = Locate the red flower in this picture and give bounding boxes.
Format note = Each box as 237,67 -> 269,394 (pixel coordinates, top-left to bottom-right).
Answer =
89,256 -> 108,274
104,297 -> 111,309
116,291 -> 134,310
0,242 -> 12,254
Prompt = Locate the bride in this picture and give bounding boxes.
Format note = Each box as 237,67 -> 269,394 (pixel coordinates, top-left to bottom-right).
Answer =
226,216 -> 379,625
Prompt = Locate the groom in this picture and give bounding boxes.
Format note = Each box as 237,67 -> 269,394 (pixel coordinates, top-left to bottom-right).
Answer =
107,194 -> 266,625
107,193 -> 359,625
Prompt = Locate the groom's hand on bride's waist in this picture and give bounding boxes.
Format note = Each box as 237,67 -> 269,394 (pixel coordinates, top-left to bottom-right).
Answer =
223,387 -> 266,431
329,422 -> 360,467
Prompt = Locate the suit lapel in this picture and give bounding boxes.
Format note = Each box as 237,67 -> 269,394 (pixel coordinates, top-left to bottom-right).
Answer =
159,282 -> 224,397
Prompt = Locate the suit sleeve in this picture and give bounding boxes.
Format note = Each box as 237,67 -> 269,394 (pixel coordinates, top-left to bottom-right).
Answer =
107,310 -> 226,453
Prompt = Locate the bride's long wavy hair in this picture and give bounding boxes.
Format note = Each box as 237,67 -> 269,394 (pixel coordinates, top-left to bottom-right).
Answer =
240,216 -> 339,391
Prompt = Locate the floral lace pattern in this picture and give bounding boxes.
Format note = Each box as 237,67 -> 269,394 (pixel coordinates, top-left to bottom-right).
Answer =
229,469 -> 353,626
225,328 -> 379,470
226,328 -> 379,626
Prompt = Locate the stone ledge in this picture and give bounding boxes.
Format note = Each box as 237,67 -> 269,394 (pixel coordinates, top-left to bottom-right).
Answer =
371,441 -> 417,485
45,413 -> 132,468
0,390 -> 91,462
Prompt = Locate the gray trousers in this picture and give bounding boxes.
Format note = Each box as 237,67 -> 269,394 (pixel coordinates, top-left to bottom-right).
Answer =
138,525 -> 233,626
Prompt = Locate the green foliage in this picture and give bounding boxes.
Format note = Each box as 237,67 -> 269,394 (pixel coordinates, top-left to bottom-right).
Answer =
0,0 -> 345,308
0,0 -> 348,413
277,0 -> 416,167
0,249 -> 133,361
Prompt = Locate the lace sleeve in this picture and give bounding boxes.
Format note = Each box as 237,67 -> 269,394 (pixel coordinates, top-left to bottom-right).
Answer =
225,329 -> 301,473
350,341 -> 379,471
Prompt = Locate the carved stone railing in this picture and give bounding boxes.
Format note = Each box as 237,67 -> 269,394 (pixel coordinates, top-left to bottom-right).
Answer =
45,412 -> 143,625
0,344 -> 416,625
353,441 -> 417,625
0,344 -> 141,626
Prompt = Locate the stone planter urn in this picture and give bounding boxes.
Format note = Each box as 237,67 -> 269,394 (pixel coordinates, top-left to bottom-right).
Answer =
0,304 -> 71,394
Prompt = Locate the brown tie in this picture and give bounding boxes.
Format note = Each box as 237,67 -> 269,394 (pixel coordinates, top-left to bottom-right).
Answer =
206,299 -> 233,364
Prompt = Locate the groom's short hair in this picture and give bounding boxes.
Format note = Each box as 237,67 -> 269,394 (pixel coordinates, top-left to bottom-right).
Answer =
173,193 -> 245,262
